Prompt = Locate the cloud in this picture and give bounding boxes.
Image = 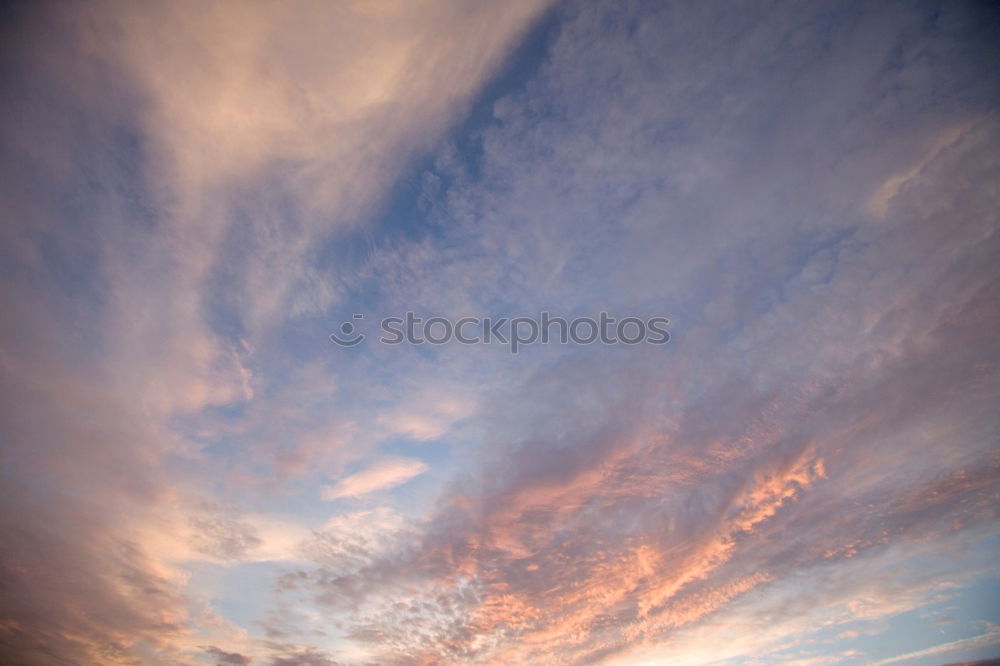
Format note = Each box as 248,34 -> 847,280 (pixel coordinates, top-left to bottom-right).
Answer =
869,631 -> 1000,666
0,0 -> 550,662
267,650 -> 343,666
80,0 -> 555,341
203,646 -> 254,665
866,121 -> 977,219
188,510 -> 263,562
1,0 -> 998,664
252,2 -> 1000,662
321,458 -> 430,500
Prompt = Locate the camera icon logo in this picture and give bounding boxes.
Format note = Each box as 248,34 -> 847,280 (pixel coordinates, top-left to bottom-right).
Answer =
329,314 -> 366,347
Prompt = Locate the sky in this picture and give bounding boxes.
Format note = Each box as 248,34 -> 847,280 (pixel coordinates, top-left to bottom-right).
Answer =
0,1 -> 999,665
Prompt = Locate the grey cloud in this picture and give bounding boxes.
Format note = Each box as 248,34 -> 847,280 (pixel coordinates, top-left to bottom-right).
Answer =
188,510 -> 263,561
267,649 -> 344,666
203,646 -> 255,665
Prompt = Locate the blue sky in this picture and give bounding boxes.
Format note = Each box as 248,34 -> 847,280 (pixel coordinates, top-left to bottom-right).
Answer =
1,1 -> 998,665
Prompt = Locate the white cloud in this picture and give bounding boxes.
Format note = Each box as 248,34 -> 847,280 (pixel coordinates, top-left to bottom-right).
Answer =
868,630 -> 1000,666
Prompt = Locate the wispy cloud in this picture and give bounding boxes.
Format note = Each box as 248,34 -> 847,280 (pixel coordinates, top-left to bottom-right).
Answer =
869,630 -> 1000,666
321,458 -> 430,500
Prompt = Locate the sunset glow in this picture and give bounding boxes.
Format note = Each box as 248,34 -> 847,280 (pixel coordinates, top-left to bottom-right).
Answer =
1,2 -> 998,665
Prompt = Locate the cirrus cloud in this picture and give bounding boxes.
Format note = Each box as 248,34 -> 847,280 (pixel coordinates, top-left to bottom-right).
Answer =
321,457 -> 430,501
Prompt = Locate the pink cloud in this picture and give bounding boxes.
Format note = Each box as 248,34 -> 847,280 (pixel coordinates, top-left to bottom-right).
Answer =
321,457 -> 429,500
